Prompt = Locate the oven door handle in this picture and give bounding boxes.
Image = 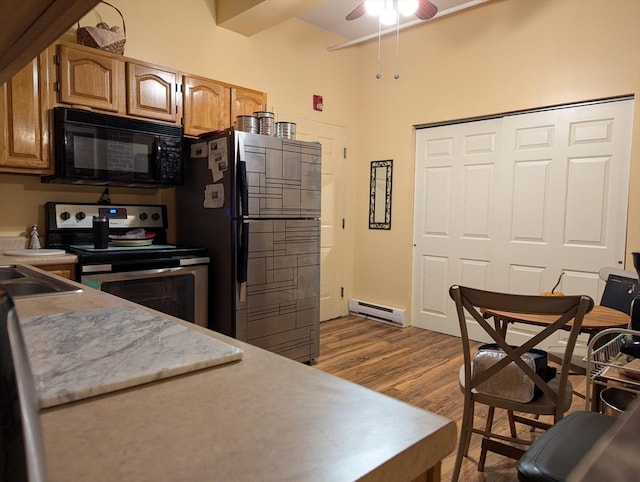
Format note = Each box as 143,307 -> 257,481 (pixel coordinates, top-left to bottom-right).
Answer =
85,258 -> 183,273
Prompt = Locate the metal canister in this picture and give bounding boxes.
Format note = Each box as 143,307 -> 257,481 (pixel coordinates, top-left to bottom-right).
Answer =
253,111 -> 275,136
276,121 -> 296,140
600,387 -> 637,417
235,115 -> 259,134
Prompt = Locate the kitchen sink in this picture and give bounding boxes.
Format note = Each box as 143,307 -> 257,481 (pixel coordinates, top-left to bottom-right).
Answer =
0,265 -> 83,298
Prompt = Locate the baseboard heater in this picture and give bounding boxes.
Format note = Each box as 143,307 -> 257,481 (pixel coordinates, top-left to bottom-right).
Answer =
348,298 -> 407,328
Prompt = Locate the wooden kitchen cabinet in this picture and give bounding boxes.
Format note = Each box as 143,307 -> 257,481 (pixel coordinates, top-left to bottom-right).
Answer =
182,77 -> 268,136
56,42 -> 126,113
182,74 -> 230,136
230,86 -> 267,122
126,61 -> 180,122
0,52 -> 52,173
38,263 -> 76,280
51,42 -> 267,137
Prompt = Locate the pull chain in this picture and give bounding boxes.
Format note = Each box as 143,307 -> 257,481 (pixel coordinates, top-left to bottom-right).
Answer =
376,17 -> 382,79
394,8 -> 400,79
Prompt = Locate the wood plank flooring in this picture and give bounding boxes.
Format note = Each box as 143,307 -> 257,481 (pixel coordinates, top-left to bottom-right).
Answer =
313,315 -> 588,482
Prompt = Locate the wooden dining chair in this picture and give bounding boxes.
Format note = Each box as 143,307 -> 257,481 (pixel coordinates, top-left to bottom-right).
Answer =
448,285 -> 594,482
0,286 -> 47,482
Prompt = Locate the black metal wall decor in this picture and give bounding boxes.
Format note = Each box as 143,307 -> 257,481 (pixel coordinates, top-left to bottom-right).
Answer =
369,160 -> 392,230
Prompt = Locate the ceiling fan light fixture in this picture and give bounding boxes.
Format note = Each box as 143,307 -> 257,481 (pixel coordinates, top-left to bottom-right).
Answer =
398,0 -> 419,16
380,4 -> 397,26
364,0 -> 385,16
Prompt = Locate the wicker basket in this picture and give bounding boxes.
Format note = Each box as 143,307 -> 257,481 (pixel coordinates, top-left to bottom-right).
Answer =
76,1 -> 126,55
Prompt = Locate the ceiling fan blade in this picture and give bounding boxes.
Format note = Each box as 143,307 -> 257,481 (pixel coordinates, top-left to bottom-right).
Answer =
346,2 -> 366,21
415,0 -> 438,20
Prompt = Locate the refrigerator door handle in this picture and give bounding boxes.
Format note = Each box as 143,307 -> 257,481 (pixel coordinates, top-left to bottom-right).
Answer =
237,160 -> 248,217
237,136 -> 249,217
238,220 -> 249,302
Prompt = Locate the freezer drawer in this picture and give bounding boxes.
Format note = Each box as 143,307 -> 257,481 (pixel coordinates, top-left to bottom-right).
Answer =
235,219 -> 320,362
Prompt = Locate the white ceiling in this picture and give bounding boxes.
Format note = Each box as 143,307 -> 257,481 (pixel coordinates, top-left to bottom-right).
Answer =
296,0 -> 490,49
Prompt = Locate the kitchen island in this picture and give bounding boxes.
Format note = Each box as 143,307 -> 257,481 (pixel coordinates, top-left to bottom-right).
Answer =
13,270 -> 456,482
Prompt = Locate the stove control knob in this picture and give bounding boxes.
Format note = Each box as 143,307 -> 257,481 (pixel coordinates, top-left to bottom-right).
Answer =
139,212 -> 148,221
76,212 -> 86,221
60,211 -> 71,221
152,213 -> 160,221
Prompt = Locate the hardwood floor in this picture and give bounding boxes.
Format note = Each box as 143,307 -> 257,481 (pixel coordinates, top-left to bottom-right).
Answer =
313,315 -> 588,482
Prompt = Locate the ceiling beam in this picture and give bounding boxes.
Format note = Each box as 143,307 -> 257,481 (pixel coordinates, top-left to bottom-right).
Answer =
215,0 -> 325,36
0,0 -> 100,85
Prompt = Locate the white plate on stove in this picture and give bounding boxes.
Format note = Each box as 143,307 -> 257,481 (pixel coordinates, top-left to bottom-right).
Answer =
111,239 -> 154,247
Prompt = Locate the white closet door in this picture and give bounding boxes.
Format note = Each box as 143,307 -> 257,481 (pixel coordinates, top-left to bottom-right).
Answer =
412,99 -> 633,345
412,118 -> 503,338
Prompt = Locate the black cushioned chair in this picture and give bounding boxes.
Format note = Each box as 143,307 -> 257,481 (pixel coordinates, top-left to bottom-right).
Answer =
517,411 -> 617,481
0,286 -> 47,481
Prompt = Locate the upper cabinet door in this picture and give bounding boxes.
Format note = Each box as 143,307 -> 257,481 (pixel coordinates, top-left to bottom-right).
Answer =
127,62 -> 179,122
182,74 -> 229,137
0,53 -> 50,173
57,43 -> 125,112
230,86 -> 267,122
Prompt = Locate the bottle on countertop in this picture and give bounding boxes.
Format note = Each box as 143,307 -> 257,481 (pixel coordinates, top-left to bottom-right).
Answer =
29,225 -> 41,249
92,216 -> 109,249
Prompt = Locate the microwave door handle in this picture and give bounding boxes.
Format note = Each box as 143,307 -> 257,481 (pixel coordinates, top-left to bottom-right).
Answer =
154,140 -> 162,176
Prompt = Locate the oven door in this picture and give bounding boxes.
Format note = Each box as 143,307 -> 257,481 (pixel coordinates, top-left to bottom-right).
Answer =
81,265 -> 208,327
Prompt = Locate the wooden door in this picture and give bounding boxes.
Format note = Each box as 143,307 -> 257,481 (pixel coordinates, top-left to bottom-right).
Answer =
230,86 -> 267,123
126,62 -> 179,122
412,99 -> 633,344
57,43 -> 125,112
280,114 -> 347,321
0,53 -> 50,172
182,74 -> 229,136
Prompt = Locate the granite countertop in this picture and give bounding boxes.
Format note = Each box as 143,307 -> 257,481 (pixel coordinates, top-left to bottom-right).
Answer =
13,278 -> 456,482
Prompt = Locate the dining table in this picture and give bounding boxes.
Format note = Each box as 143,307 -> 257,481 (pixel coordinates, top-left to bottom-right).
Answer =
483,304 -> 631,410
482,304 -> 630,339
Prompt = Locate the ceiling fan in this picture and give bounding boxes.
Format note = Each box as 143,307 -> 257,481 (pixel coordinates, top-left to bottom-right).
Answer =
346,0 -> 438,22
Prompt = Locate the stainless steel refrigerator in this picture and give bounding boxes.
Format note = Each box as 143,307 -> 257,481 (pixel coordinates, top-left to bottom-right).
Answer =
176,129 -> 321,363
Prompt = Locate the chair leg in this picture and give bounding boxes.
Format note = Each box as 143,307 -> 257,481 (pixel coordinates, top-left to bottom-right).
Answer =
452,396 -> 474,482
478,406 -> 495,472
508,410 -> 517,437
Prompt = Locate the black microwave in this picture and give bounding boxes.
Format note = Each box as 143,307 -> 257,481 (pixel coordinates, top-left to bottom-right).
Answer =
43,107 -> 184,188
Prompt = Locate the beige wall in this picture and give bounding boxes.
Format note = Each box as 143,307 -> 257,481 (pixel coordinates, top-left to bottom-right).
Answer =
352,0 -> 640,320
1,0 -> 639,324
